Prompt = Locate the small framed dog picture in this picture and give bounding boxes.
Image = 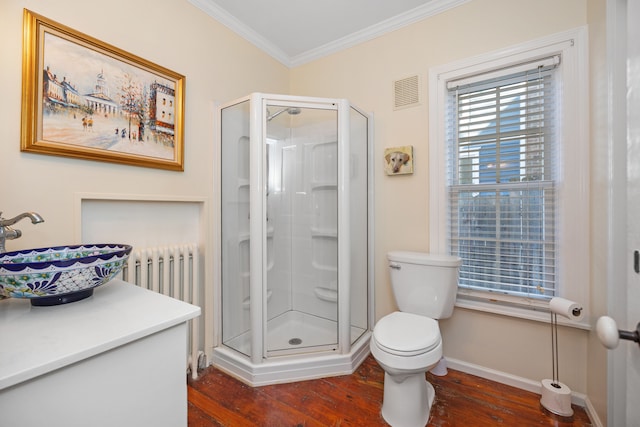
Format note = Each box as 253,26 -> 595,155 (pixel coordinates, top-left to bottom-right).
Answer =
384,145 -> 414,175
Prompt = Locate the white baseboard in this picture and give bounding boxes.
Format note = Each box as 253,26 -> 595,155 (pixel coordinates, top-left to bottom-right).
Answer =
582,396 -> 604,427
443,357 -> 603,427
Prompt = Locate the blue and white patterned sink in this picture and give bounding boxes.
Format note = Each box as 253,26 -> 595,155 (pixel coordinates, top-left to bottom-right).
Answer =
0,244 -> 132,306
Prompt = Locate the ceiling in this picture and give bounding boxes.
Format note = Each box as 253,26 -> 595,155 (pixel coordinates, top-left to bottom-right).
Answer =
189,0 -> 470,67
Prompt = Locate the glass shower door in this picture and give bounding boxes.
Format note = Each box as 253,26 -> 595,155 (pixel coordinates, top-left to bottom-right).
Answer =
349,106 -> 370,345
220,99 -> 252,357
265,103 -> 339,356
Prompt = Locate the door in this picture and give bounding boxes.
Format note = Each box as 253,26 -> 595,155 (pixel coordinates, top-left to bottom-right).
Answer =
610,0 -> 640,425
626,0 -> 640,423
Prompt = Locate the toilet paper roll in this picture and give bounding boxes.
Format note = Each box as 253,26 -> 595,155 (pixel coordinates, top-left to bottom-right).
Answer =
540,379 -> 574,417
549,297 -> 584,321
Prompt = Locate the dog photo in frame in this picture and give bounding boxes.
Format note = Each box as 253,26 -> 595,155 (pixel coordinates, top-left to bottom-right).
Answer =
384,145 -> 413,175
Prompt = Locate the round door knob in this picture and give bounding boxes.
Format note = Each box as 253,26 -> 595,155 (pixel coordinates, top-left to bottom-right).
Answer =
596,316 -> 620,349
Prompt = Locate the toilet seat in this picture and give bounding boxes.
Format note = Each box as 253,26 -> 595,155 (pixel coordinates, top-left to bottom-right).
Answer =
373,312 -> 440,356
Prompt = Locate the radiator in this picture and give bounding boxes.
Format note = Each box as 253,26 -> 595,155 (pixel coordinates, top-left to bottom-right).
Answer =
122,244 -> 203,379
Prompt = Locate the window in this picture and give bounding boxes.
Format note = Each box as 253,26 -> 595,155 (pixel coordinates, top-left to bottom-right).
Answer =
428,28 -> 589,324
448,57 -> 558,298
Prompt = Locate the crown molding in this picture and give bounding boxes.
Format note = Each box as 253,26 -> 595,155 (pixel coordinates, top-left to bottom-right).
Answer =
188,0 -> 292,66
189,0 -> 471,69
290,0 -> 470,67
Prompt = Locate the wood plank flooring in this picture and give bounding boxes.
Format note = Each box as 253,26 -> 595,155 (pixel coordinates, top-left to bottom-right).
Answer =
187,355 -> 592,426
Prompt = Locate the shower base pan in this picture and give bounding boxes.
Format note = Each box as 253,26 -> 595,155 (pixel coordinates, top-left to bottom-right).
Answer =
212,312 -> 371,386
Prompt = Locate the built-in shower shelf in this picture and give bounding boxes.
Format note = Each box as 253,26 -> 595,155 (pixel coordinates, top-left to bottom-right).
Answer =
242,289 -> 272,309
237,226 -> 273,243
311,227 -> 337,238
237,179 -> 250,189
310,182 -> 337,191
314,287 -> 338,302
311,261 -> 338,272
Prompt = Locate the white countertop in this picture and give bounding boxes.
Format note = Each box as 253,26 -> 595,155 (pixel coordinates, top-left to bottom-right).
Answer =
0,279 -> 200,390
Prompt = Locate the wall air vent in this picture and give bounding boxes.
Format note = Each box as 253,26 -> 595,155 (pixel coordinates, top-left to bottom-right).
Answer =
393,75 -> 421,110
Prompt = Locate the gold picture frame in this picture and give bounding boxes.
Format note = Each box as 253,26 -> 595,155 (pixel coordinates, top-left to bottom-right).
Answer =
20,9 -> 185,171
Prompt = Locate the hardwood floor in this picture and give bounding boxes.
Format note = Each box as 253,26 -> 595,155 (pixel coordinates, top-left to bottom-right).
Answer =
187,355 -> 592,426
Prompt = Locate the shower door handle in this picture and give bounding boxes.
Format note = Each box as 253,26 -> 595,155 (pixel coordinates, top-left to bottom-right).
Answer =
389,263 -> 401,270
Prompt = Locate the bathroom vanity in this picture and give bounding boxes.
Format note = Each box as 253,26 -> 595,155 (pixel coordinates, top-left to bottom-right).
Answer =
0,279 -> 200,427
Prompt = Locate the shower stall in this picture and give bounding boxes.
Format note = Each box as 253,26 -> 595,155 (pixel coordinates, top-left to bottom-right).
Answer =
214,93 -> 373,385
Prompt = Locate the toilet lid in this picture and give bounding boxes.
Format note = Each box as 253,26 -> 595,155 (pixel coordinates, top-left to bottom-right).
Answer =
373,312 -> 440,356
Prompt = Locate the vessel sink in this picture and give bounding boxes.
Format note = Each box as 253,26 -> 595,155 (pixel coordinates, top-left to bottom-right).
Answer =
0,244 -> 132,306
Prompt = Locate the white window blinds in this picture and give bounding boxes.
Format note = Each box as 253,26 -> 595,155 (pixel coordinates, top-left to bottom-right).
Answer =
446,56 -> 559,298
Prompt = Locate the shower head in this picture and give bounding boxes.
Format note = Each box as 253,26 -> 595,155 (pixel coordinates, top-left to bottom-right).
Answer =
267,107 -> 302,121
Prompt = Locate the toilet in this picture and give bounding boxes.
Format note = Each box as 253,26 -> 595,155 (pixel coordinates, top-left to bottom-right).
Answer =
370,251 -> 461,427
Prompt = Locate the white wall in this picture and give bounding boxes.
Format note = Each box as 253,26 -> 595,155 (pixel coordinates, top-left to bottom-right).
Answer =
0,0 -> 289,251
291,0 -> 608,419
586,0 -> 610,422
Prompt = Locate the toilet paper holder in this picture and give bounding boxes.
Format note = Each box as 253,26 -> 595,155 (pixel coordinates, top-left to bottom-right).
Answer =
540,297 -> 585,417
596,316 -> 640,349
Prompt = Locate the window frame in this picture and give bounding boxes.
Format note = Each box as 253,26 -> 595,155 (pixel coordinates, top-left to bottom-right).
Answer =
428,27 -> 590,328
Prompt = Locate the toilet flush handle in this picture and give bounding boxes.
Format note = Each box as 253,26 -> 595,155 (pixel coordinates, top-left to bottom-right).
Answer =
389,263 -> 401,270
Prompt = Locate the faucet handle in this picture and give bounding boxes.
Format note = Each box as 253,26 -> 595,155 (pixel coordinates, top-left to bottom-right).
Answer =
0,211 -> 43,253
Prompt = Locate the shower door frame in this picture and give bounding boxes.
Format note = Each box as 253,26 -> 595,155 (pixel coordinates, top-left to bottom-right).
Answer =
250,93 -> 351,362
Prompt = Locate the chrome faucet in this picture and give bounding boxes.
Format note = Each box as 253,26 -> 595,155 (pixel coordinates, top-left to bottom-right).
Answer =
0,212 -> 44,253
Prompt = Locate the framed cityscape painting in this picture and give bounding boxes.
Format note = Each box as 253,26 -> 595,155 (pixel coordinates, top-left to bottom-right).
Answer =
20,9 -> 185,171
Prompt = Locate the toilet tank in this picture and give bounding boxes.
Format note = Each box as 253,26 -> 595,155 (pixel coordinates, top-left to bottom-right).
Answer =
387,251 -> 462,319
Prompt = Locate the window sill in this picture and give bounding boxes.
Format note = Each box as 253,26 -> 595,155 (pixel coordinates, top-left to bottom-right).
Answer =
454,292 -> 591,331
